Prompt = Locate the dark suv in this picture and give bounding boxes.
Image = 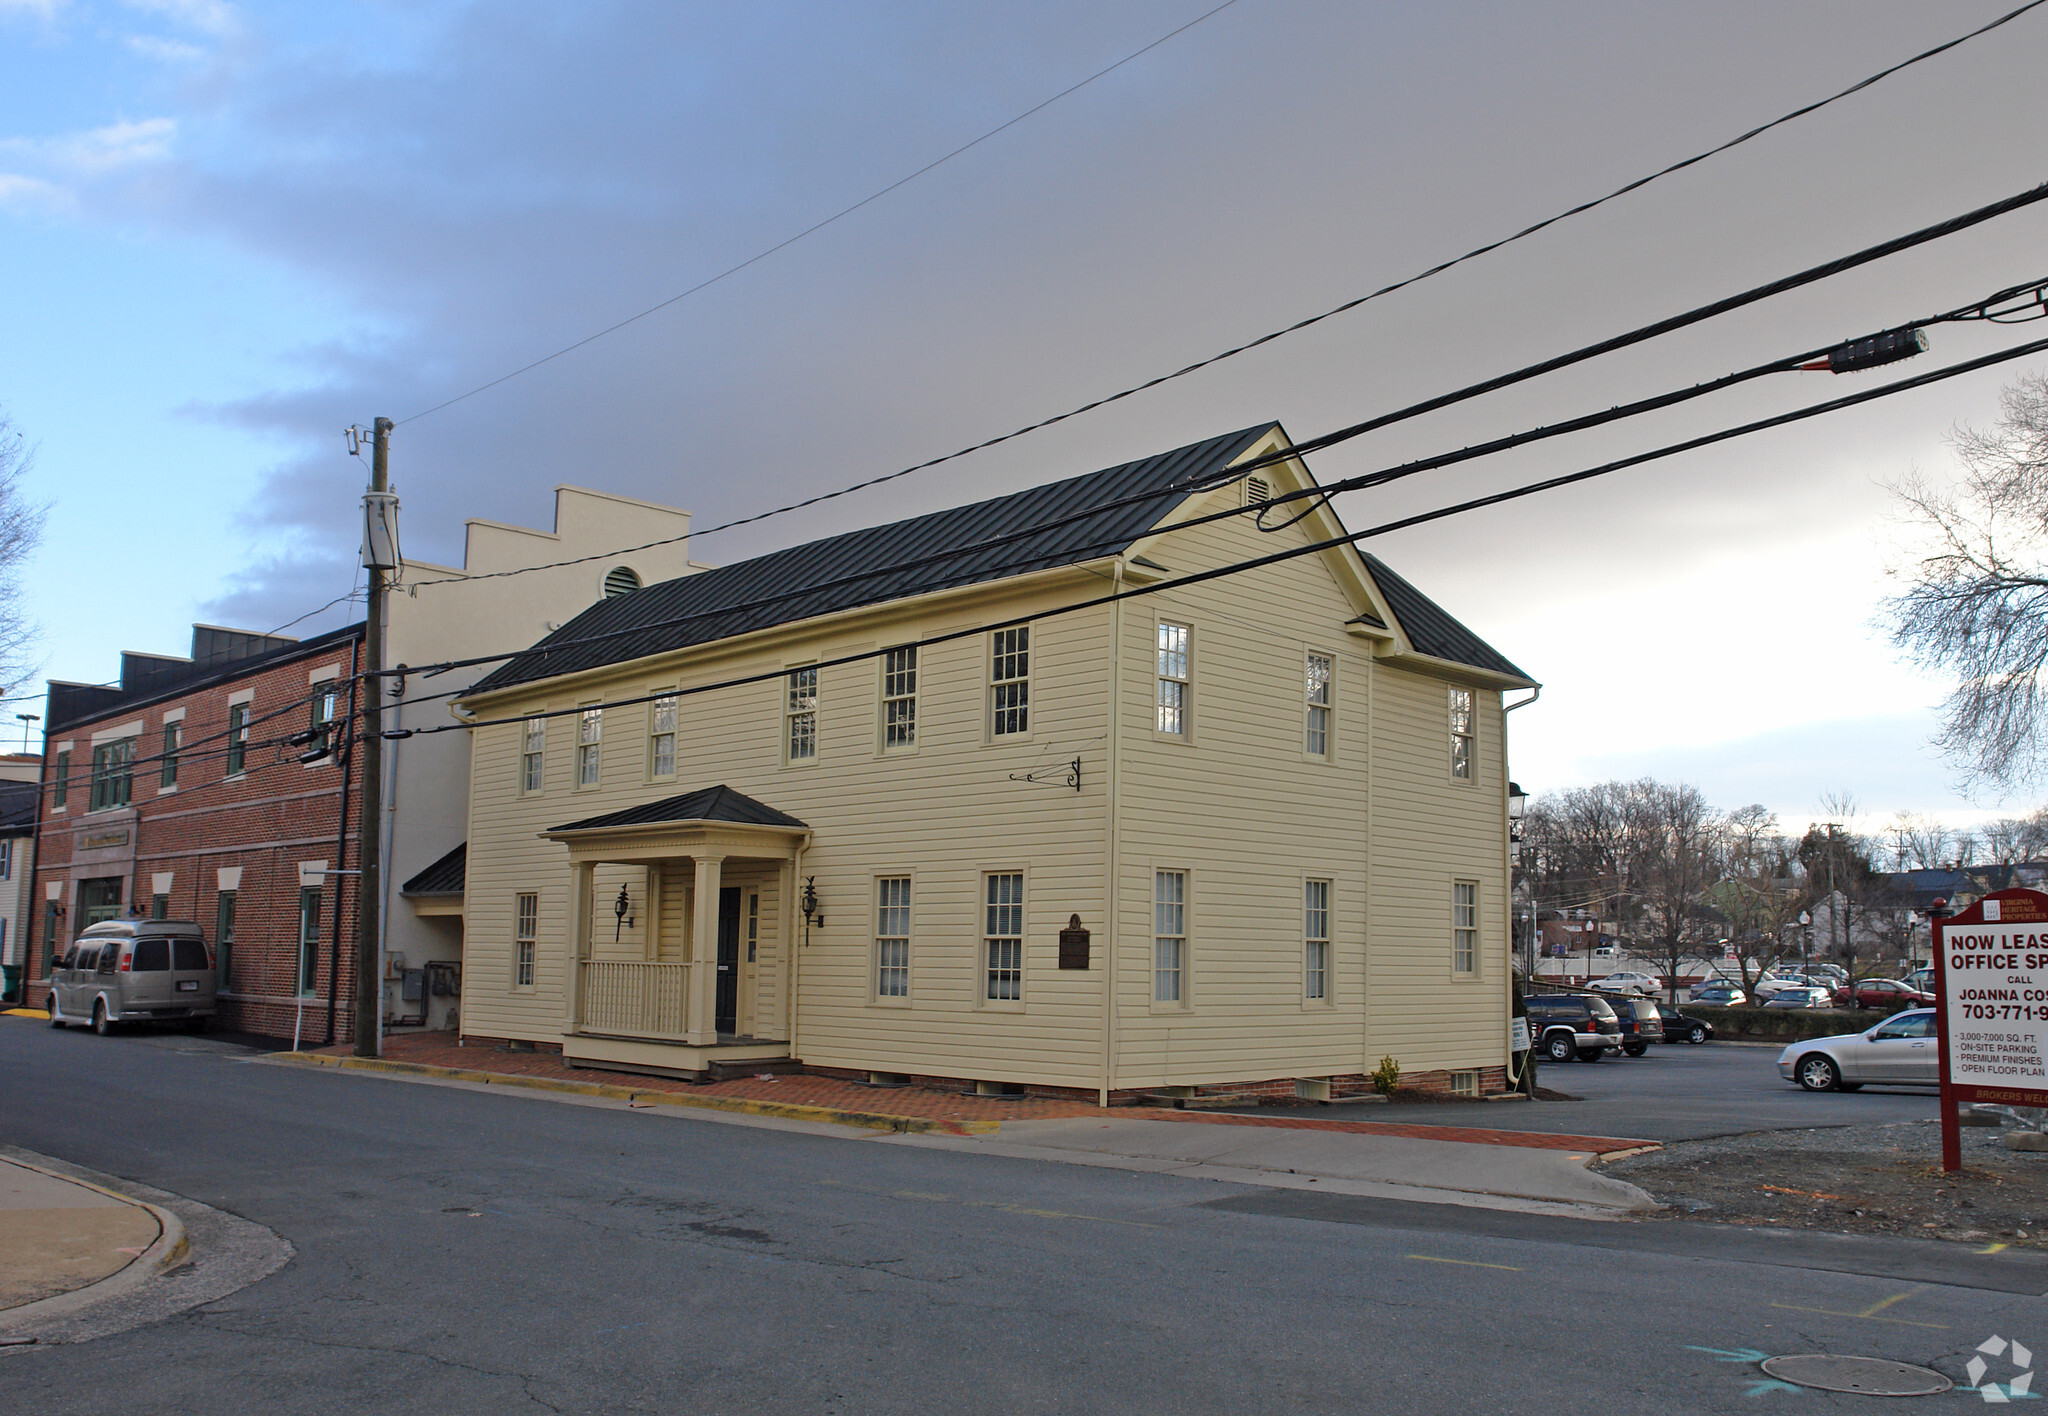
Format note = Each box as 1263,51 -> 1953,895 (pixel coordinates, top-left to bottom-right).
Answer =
1524,993 -> 1625,1062
1608,998 -> 1664,1056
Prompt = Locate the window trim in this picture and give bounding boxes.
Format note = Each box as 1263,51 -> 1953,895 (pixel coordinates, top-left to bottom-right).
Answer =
0,837 -> 11,882
574,703 -> 603,790
297,886 -> 322,997
1155,620 -> 1191,740
1304,651 -> 1335,761
872,873 -> 912,1004
1449,686 -> 1476,783
520,715 -> 547,796
1152,867 -> 1190,1010
979,869 -> 1026,1009
305,682 -> 340,767
215,889 -> 237,991
784,664 -> 819,766
988,627 -> 1031,741
1303,876 -> 1332,1004
88,738 -> 135,812
879,645 -> 918,755
647,691 -> 679,781
513,891 -> 539,990
159,720 -> 181,791
1452,878 -> 1480,979
225,702 -> 251,778
51,747 -> 70,810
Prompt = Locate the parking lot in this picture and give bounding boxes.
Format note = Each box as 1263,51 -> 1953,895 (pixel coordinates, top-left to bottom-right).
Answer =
1240,1039 -> 1939,1143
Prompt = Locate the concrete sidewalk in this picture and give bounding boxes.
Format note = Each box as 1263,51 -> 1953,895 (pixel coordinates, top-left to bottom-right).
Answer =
0,1153 -> 186,1325
884,1116 -> 1660,1215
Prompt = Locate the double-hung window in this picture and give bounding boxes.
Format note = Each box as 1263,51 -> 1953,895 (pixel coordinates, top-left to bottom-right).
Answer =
576,706 -> 602,787
1305,654 -> 1333,757
786,667 -> 818,762
875,878 -> 910,998
226,704 -> 249,776
991,629 -> 1029,736
984,873 -> 1023,1001
521,717 -> 546,793
514,892 -> 538,988
1304,879 -> 1330,1000
89,739 -> 134,811
215,891 -> 237,989
1449,688 -> 1475,780
298,887 -> 321,996
52,749 -> 69,808
1157,623 -> 1190,735
882,647 -> 916,749
309,684 -> 339,760
1154,871 -> 1187,1003
160,722 -> 180,789
0,839 -> 10,880
649,694 -> 678,778
1453,881 -> 1478,976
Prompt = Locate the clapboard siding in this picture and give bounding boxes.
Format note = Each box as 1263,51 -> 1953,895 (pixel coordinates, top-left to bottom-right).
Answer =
460,430 -> 1523,1091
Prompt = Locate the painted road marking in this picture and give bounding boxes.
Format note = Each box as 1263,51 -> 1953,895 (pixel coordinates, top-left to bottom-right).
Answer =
1404,1254 -> 1522,1271
814,1179 -> 1159,1228
1980,1242 -> 2012,1254
1768,1286 -> 1949,1330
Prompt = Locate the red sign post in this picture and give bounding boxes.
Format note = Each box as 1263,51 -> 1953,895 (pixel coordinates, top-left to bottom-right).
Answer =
1934,888 -> 2048,1172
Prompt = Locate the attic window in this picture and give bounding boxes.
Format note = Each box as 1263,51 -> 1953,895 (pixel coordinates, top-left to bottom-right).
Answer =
603,566 -> 642,598
1243,475 -> 1271,506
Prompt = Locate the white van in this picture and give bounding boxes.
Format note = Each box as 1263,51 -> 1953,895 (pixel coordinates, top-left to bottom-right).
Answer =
48,920 -> 216,1035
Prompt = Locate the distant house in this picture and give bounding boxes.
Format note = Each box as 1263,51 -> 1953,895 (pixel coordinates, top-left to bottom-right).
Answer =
22,487 -> 703,1041
452,424 -> 1536,1100
0,758 -> 37,1003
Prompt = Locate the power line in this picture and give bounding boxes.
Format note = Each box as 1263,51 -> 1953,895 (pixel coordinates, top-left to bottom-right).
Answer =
390,324 -> 2048,742
375,175 -> 2048,685
396,0 -> 1245,428
398,0 -> 2048,591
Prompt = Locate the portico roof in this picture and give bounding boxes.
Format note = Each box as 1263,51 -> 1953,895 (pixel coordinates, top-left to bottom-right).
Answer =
546,785 -> 808,836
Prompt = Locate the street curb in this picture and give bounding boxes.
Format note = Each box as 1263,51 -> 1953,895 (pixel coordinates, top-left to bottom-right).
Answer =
267,1051 -> 1003,1136
0,1156 -> 190,1333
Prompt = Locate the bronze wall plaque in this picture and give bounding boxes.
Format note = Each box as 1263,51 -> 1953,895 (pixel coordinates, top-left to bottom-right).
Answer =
1057,913 -> 1090,970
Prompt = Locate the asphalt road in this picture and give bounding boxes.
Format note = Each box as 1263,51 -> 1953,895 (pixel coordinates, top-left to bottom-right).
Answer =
1262,1038 -> 1940,1141
0,1018 -> 2031,1414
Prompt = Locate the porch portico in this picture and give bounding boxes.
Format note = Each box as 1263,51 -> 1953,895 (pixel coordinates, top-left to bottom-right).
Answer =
542,786 -> 809,1077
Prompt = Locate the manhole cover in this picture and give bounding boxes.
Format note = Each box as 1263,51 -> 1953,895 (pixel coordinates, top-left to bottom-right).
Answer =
1760,1354 -> 1953,1396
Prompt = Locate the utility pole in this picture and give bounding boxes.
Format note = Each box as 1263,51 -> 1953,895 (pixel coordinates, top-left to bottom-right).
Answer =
354,416 -> 395,1058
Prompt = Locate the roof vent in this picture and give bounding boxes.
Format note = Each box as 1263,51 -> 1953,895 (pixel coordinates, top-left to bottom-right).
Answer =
603,566 -> 642,599
1243,475 -> 1271,506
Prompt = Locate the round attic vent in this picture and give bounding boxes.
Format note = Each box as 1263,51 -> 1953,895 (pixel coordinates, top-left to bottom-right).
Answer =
603,566 -> 642,598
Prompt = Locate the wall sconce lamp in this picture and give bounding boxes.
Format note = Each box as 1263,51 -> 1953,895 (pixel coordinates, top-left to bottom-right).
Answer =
801,877 -> 823,929
612,884 -> 634,942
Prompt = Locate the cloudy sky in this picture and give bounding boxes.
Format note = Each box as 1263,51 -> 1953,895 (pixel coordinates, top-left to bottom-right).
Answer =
4,0 -> 2046,838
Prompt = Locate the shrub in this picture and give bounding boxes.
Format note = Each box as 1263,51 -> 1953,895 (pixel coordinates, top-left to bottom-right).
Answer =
1371,1055 -> 1401,1095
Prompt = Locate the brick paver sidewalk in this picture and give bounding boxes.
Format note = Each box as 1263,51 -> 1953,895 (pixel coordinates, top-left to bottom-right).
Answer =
306,1033 -> 1650,1153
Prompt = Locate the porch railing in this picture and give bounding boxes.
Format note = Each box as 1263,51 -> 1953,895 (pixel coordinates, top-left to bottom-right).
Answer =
579,960 -> 692,1039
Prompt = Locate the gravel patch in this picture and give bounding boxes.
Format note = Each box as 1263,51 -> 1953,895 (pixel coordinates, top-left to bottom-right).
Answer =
1606,1117 -> 2048,1244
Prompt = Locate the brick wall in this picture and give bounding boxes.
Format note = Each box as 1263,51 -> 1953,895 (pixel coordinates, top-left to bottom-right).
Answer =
27,630 -> 368,1044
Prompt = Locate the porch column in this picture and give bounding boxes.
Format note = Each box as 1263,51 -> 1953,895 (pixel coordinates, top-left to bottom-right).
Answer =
563,859 -> 593,1035
687,853 -> 724,1045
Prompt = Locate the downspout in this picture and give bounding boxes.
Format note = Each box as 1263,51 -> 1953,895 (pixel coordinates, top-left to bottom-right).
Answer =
1360,648 -> 1373,1077
1502,684 -> 1539,1091
325,636 -> 361,1047
1099,556 -> 1125,1107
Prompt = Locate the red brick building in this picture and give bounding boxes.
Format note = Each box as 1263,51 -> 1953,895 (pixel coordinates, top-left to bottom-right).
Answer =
25,622 -> 368,1044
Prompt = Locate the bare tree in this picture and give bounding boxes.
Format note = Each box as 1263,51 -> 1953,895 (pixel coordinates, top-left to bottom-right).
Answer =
1981,807 -> 2048,864
1629,781 -> 1724,1004
0,414 -> 45,695
1884,372 -> 2048,790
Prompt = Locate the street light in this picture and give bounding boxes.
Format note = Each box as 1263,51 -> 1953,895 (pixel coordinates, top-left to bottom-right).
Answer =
1798,909 -> 1812,974
14,713 -> 37,754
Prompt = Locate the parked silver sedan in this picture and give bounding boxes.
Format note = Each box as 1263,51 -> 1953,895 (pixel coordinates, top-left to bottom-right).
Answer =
1777,1009 -> 1937,1092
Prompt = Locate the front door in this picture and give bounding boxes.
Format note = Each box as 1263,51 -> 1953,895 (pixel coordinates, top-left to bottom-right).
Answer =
715,886 -> 741,1036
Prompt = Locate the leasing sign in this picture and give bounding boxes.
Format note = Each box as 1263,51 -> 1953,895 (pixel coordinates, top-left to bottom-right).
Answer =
1937,887 -> 2048,1109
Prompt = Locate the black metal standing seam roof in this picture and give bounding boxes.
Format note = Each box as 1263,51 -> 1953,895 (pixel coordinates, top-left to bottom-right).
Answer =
401,842 -> 466,897
549,785 -> 808,834
1363,553 -> 1533,683
471,425 -> 1281,695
